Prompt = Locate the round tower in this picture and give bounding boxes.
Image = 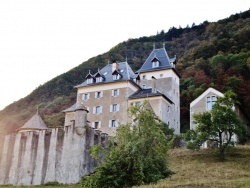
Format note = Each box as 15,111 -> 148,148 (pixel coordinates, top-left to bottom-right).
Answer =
74,103 -> 88,135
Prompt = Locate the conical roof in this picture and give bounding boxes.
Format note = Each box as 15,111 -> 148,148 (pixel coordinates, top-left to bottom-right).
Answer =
18,112 -> 48,131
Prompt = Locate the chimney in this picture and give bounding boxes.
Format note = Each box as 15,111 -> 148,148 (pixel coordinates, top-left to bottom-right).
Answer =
112,60 -> 118,72
151,76 -> 157,93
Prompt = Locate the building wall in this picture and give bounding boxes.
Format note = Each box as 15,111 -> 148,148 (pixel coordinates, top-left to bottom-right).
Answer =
64,112 -> 75,127
139,69 -> 180,134
0,126 -> 108,186
66,68 -> 180,135
76,81 -> 139,136
128,96 -> 178,133
190,91 -> 219,130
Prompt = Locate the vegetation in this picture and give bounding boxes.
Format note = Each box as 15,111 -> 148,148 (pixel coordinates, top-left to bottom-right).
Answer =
185,91 -> 246,160
0,9 -> 250,134
138,145 -> 250,188
81,102 -> 174,188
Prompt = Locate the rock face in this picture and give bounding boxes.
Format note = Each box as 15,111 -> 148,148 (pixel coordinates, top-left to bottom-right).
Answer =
0,126 -> 108,185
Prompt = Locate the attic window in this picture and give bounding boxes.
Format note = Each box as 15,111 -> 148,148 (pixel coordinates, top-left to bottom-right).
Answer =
96,76 -> 103,83
103,72 -> 108,75
120,69 -> 124,73
152,59 -> 159,68
207,96 -> 217,110
113,73 -> 121,80
87,78 -> 93,84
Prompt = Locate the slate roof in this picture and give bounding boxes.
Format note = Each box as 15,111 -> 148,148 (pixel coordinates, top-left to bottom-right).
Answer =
129,89 -> 173,104
18,112 -> 48,131
63,103 -> 89,113
63,103 -> 77,112
137,48 -> 176,73
75,62 -> 138,88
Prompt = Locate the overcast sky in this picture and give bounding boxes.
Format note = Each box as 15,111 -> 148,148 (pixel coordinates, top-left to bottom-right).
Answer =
0,0 -> 249,110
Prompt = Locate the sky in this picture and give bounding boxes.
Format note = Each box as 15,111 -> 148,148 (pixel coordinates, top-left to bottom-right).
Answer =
0,0 -> 249,110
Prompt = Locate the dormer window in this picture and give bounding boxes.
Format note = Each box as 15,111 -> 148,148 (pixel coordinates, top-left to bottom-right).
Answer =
85,71 -> 94,84
152,59 -> 159,68
113,74 -> 121,80
87,78 -> 93,84
96,76 -> 103,83
112,70 -> 121,80
151,57 -> 160,68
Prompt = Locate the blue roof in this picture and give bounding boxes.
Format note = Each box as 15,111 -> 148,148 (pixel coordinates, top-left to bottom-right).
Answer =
137,48 -> 176,73
129,89 -> 173,104
76,62 -> 138,88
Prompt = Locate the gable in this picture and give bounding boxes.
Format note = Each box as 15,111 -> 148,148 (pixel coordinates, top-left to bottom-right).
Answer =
190,88 -> 224,108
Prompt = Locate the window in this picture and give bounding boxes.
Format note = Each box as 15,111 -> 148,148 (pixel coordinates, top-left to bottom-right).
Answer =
96,76 -> 103,83
207,96 -> 217,110
87,78 -> 93,84
152,60 -> 159,68
142,75 -> 146,79
95,91 -> 103,98
93,106 -> 102,114
109,120 -> 118,128
112,89 -> 119,96
113,74 -> 121,80
110,104 -> 119,112
82,93 -> 89,101
92,121 -> 101,129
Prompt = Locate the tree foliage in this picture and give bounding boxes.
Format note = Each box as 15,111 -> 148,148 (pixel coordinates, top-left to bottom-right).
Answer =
81,102 -> 174,188
185,91 -> 246,160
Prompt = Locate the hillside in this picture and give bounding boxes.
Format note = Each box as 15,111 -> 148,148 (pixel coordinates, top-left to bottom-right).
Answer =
0,9 -> 250,134
138,146 -> 250,188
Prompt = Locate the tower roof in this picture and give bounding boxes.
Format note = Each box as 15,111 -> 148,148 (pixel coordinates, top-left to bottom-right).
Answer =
63,103 -> 89,113
137,48 -> 176,73
18,112 -> 48,131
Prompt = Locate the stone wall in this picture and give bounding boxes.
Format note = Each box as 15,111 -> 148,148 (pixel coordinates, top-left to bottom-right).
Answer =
0,126 -> 108,185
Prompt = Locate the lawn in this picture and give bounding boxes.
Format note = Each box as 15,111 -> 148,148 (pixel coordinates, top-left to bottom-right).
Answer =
1,145 -> 249,188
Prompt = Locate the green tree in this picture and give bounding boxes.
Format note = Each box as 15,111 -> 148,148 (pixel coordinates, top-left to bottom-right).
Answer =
81,101 -> 173,188
185,91 -> 246,160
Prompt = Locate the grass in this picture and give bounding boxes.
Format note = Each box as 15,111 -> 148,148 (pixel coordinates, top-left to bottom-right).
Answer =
1,145 -> 250,188
137,145 -> 250,188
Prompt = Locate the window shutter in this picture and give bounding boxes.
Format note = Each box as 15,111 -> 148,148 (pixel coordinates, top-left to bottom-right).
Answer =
115,121 -> 118,127
92,122 -> 95,128
110,105 -> 112,112
109,120 -> 111,127
111,90 -> 114,96
101,91 -> 103,97
93,107 -> 96,114
100,106 -> 103,113
117,89 -> 120,95
99,121 -> 101,128
95,92 -> 97,98
87,94 -> 90,100
117,104 -> 120,111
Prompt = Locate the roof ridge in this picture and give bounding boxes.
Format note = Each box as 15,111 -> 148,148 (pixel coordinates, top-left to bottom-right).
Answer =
125,61 -> 130,79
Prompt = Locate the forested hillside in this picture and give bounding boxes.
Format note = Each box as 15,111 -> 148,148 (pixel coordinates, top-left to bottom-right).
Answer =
0,10 -> 250,134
